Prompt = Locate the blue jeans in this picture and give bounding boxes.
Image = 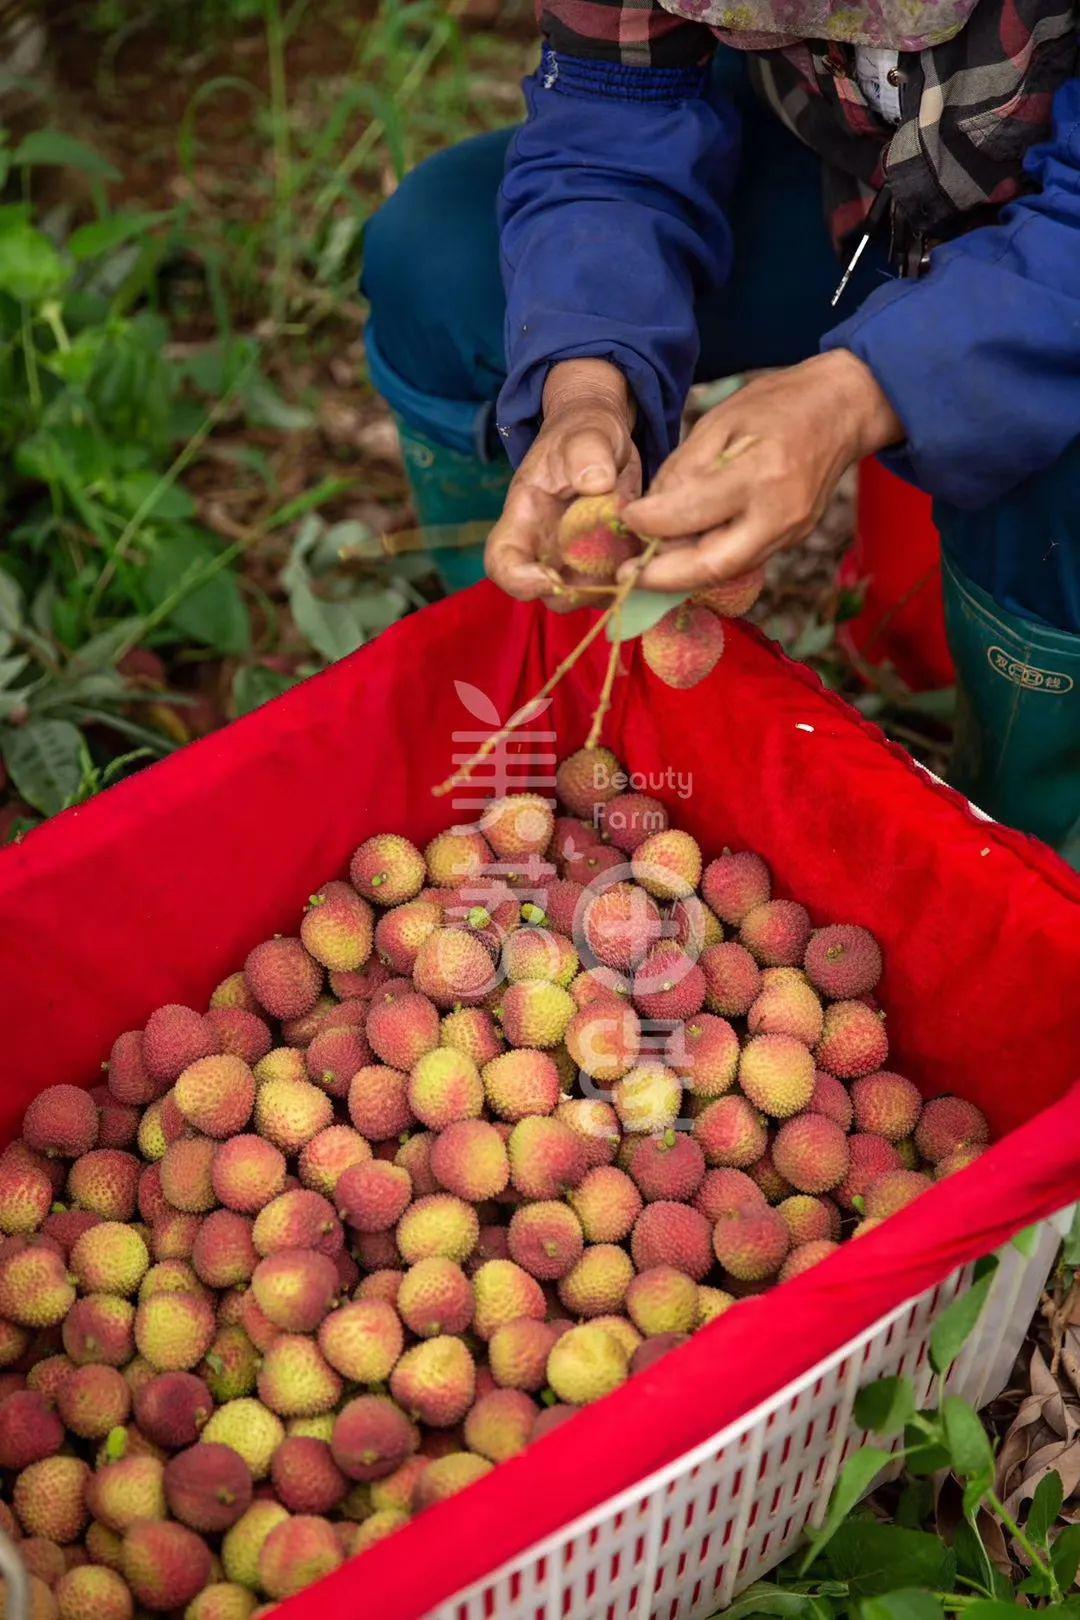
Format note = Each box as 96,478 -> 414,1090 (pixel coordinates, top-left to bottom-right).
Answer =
362,51 -> 1080,636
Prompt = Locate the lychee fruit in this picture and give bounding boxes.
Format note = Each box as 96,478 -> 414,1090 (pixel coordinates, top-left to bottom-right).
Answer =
702,852 -> 771,925
429,1118 -> 510,1201
62,1295 -> 135,1366
244,937 -> 323,1021
482,1049 -> 561,1121
488,1319 -> 565,1393
834,1133 -> 903,1210
298,1125 -> 372,1198
739,1033 -> 815,1118
631,829 -> 702,901
440,1006 -> 504,1066
627,1131 -> 705,1202
159,1138 -> 217,1214
56,1365 -> 130,1439
413,927 -> 495,1008
804,923 -> 882,999
390,1335 -> 476,1428
630,1201 -> 713,1280
407,1046 -> 484,1129
850,1071 -> 922,1141
253,1077 -> 334,1154
864,1169 -> 934,1219
699,942 -> 762,1017
337,1160 -> 413,1233
394,1257 -> 473,1339
331,1394 -> 417,1483
556,1098 -> 621,1167
815,1001 -> 889,1079
694,1167 -> 768,1221
135,1292 -> 215,1372
771,1114 -> 849,1193
301,881 -> 373,973
626,1266 -> 699,1335
257,1513 -> 342,1600
600,793 -> 668,853
748,975 -> 824,1046
142,1005 -> 217,1087
693,1094 -> 767,1168
86,1455 -> 166,1532
121,1519 -> 212,1612
204,1007 -> 272,1067
347,1065 -> 414,1141
212,1136 -> 287,1215
13,1457 -> 90,1543
67,1150 -> 139,1221
807,1071 -> 854,1130
0,1391 -> 64,1469
557,1244 -> 635,1317
556,747 -> 623,820
134,1371 -> 213,1450
613,1061 -> 683,1135
776,1194 -> 835,1245
396,1194 -> 479,1266
564,1000 -> 640,1084
507,1201 -> 584,1281
739,900 -> 812,967
423,827 -> 492,888
555,493 -> 636,579
164,1442 -> 253,1533
480,793 -> 555,861
580,881 -> 663,971
22,1085 -> 99,1160
251,1249 -> 339,1332
472,1259 -> 546,1340
694,567 -> 765,617
200,1398 -> 284,1480
642,601 -> 725,689
632,943 -> 706,1021
779,1240 -> 840,1282
914,1096 -> 990,1163
350,833 -> 426,904
546,1324 -> 628,1405
464,1388 -> 537,1463
713,1207 -> 790,1281
0,1244 -> 75,1327
367,989 -> 440,1071
270,1435 -> 348,1515
508,1116 -> 588,1199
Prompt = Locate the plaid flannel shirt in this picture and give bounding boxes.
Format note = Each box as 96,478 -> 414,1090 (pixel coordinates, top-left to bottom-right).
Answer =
539,0 -> 1078,246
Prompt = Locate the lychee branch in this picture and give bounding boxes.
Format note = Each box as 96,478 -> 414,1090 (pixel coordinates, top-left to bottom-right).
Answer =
432,538 -> 660,798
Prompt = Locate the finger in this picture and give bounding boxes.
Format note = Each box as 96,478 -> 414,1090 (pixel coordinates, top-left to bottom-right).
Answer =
485,504 -> 557,601
623,469 -> 749,539
559,427 -> 622,496
629,519 -> 769,593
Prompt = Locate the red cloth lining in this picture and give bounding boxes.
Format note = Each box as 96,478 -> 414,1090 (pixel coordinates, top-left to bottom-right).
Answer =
1,582 -> 1077,1618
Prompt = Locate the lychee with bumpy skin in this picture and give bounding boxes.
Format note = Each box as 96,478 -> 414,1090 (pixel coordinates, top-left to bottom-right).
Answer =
739,900 -> 812,967
508,1116 -> 588,1199
739,1033 -> 815,1118
488,1319 -> 564,1392
631,829 -> 702,901
482,1049 -> 561,1121
914,1096 -> 990,1163
472,1259 -> 546,1340
631,1200 -> 713,1280
414,1451 -> 493,1510
255,1046 -> 309,1085
614,1061 -> 683,1136
0,1391 -> 64,1469
257,1334 -> 343,1418
210,971 -> 259,1012
771,1114 -> 849,1193
221,1499 -> 290,1590
464,1388 -> 536,1463
0,1155 -> 51,1237
808,1071 -> 855,1130
62,1294 -> 135,1366
257,1513 -> 342,1600
834,1133 -> 903,1210
693,1095 -> 767,1169
23,1085 -> 99,1159
499,980 -> 575,1050
694,1167 -> 767,1222
182,1587 -> 255,1620
204,1007 -> 272,1067
777,1194 -> 834,1245
271,1436 -> 348,1515
367,989 -> 440,1071
201,1399 -> 284,1480
694,566 -> 766,618
190,1210 -> 257,1290
429,1118 -> 510,1201
699,942 -> 762,1018
68,1150 -> 139,1221
564,1001 -> 640,1085
301,881 -> 373,973
134,1371 -> 213,1449
566,1165 -> 641,1247
397,1194 -> 479,1266
935,1146 -> 986,1179
480,793 -> 555,860
253,1077 -> 334,1155
864,1169 -> 933,1219
56,1365 -> 130,1439
556,1098 -> 621,1167
581,882 -> 663,971
779,1240 -> 840,1282
424,827 -> 493,888
748,975 -> 824,1046
212,1136 -> 286,1214
804,924 -> 882,999
697,1285 -> 736,1326
350,833 -> 426,905
628,1131 -> 705,1202
337,1160 -> 413,1233
0,1244 -> 75,1327
713,1207 -> 790,1281
86,1455 -> 166,1532
298,1126 -> 371,1198
395,1258 -> 474,1338
556,747 -> 623,820
601,793 -> 669,853
643,601 -> 725,689
151,1210 -> 202,1261
546,1324 -> 628,1405
408,1046 -> 484,1129
107,1030 -> 158,1107
159,1138 -> 216,1214
816,1001 -> 889,1079
375,898 -> 443,975
440,1006 -> 504,1067
318,1299 -> 404,1380
507,1201 -> 584,1281
348,1065 -> 414,1141
389,1334 -> 477,1429
850,1072 -> 922,1141
244,937 -> 324,1023
747,1145 -> 795,1204
632,943 -> 706,1021
164,1442 -> 253,1532
331,1394 -> 417,1483
122,1519 -> 212,1612
143,1005 -> 217,1087
557,1244 -> 635,1316
626,1266 -> 699,1335
14,1457 -> 90,1543
412,927 -> 494,1008
251,1249 -> 339,1332
555,493 -> 636,579
136,1292 -> 216,1372
54,1566 -> 133,1620
702,851 -> 771,926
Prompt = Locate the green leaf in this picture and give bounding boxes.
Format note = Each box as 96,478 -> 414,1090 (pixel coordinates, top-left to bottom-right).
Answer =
854,1377 -> 916,1436
798,1448 -> 893,1573
12,130 -> 120,181
1,720 -> 86,816
1052,1524 -> 1080,1591
0,216 -> 67,301
929,1260 -> 998,1375
0,654 -> 29,690
723,1584 -> 821,1619
142,534 -> 250,657
961,1604 -> 1031,1620
0,569 -> 22,634
1028,1471 -> 1064,1548
941,1397 -> 995,1481
1011,1224 -> 1040,1259
822,1522 -> 955,1598
68,212 -> 168,262
859,1591 -> 945,1620
608,588 -> 690,644
231,664 -> 298,717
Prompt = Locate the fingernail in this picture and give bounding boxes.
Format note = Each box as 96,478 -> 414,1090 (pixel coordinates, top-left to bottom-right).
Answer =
578,464 -> 608,488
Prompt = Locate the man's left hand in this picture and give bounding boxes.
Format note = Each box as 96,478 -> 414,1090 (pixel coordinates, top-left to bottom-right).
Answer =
620,351 -> 904,592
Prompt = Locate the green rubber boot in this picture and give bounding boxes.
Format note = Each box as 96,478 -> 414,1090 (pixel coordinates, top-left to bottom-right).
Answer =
396,417 -> 513,594
941,551 -> 1080,865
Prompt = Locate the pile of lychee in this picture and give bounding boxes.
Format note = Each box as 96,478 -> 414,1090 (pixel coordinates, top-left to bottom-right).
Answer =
0,747 -> 991,1616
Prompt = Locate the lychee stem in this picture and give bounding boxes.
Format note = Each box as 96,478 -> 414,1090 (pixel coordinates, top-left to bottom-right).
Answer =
432,536 -> 660,797
585,607 -> 624,751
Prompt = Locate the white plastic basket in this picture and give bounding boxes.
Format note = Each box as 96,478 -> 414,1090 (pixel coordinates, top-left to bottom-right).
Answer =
434,1207 -> 1072,1620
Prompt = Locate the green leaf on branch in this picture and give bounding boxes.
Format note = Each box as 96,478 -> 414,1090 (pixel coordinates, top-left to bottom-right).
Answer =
1,720 -> 86,816
859,1590 -> 945,1620
0,215 -> 67,301
143,533 -> 249,656
232,664 -> 299,717
854,1378 -> 916,1436
1027,1470 -> 1064,1548
819,1522 -> 955,1599
609,589 -> 690,644
941,1397 -> 995,1482
798,1449 -> 894,1573
12,130 -> 120,180
69,212 -> 169,262
1052,1524 -> 1080,1591
929,1259 -> 998,1375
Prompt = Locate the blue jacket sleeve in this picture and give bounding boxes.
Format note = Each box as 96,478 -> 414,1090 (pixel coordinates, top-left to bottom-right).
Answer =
496,47 -> 739,476
823,78 -> 1080,509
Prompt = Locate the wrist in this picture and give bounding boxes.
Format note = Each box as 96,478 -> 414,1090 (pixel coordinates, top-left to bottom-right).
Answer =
543,359 -> 634,432
818,349 -> 904,458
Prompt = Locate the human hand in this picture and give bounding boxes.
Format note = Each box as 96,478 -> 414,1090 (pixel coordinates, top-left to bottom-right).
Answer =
619,351 -> 903,592
485,359 -> 640,607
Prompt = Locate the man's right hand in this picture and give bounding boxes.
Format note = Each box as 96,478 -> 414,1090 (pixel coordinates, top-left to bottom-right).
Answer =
485,359 -> 640,606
